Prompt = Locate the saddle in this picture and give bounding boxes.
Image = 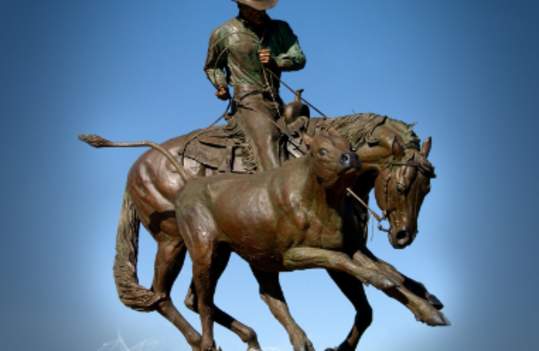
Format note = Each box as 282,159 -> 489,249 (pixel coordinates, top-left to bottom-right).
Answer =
180,91 -> 311,174
180,117 -> 256,173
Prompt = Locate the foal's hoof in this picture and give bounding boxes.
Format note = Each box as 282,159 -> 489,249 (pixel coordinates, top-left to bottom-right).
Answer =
292,333 -> 315,351
418,309 -> 451,327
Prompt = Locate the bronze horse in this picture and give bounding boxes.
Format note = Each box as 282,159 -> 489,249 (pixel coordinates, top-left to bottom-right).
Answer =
80,113 -> 446,351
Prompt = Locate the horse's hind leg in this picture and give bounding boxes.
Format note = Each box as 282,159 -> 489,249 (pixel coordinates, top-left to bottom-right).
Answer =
324,270 -> 372,351
152,238 -> 201,350
251,268 -> 314,351
185,249 -> 261,351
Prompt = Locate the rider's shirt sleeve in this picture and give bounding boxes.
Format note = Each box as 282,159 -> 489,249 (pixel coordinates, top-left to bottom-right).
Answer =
273,21 -> 306,72
204,28 -> 228,88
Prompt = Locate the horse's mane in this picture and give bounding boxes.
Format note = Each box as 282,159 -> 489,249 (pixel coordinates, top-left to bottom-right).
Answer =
312,113 -> 420,151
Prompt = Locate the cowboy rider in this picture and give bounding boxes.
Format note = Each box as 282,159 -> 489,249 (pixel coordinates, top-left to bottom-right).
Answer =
204,0 -> 306,171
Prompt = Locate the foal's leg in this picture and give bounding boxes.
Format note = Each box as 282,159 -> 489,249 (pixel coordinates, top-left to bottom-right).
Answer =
185,250 -> 261,351
191,244 -> 223,351
353,249 -> 444,309
324,270 -> 372,351
152,239 -> 201,350
352,251 -> 449,326
282,247 -> 396,290
283,248 -> 447,326
251,268 -> 315,351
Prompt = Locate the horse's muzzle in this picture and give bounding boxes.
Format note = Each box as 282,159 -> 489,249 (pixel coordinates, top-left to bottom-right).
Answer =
390,228 -> 416,249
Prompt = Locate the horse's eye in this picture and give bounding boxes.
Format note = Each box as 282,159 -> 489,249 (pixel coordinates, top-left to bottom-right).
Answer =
319,148 -> 328,156
397,182 -> 406,193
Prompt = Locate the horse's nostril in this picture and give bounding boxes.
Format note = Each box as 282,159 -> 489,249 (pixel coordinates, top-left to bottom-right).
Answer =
396,230 -> 408,241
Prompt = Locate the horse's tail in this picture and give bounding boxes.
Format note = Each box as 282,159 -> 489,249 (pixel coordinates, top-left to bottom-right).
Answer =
78,134 -> 190,182
113,191 -> 164,312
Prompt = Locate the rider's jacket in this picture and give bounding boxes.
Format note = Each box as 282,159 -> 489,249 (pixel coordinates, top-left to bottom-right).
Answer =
204,15 -> 306,98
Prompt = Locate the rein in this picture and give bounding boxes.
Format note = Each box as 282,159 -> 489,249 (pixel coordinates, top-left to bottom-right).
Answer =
345,188 -> 389,233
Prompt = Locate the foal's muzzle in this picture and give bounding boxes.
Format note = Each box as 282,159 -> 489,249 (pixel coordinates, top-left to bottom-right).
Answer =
340,152 -> 360,169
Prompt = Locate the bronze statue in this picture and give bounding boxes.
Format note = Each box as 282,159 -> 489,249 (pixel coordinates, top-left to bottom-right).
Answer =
80,112 -> 446,351
79,2 -> 448,350
204,0 -> 306,171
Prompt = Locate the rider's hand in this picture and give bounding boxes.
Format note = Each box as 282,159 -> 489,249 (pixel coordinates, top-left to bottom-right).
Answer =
215,85 -> 230,101
258,48 -> 272,65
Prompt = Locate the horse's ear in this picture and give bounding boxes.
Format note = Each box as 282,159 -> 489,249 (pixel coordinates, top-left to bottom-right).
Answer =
303,133 -> 314,149
392,137 -> 405,159
421,137 -> 432,158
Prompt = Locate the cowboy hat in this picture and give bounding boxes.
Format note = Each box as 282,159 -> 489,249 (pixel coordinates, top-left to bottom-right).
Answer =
235,0 -> 278,11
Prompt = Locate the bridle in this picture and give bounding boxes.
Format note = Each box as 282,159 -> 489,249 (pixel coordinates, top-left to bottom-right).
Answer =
346,155 -> 434,233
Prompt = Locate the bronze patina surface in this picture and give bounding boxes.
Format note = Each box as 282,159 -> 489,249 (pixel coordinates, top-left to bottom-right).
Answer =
80,113 -> 445,351
175,130 -> 366,351
204,3 -> 306,171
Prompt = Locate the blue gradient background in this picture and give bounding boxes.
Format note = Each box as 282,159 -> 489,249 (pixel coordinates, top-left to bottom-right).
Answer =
1,1 -> 538,350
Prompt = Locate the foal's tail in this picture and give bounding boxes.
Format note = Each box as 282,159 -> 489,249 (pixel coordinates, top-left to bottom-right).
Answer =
113,191 -> 164,312
78,134 -> 190,182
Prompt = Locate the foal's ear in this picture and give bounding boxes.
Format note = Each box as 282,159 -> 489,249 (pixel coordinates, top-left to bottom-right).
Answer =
327,126 -> 341,138
421,137 -> 432,158
392,137 -> 405,159
303,133 -> 314,149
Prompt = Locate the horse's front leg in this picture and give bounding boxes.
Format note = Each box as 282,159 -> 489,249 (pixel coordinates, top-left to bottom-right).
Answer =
251,267 -> 314,351
352,251 -> 449,326
325,270 -> 372,351
282,247 -> 397,290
